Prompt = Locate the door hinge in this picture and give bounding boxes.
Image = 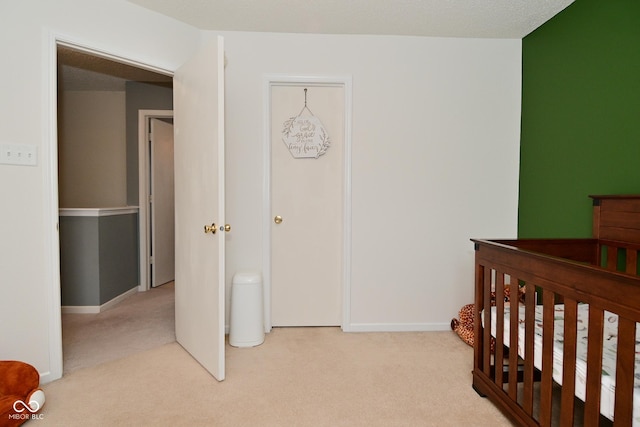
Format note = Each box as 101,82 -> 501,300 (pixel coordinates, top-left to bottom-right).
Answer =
149,256 -> 154,265
148,194 -> 153,204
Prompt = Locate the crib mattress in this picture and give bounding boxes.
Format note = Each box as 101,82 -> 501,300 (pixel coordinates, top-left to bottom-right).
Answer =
486,303 -> 640,424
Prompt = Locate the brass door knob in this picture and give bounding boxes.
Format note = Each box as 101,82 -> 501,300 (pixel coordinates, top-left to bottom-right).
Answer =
222,224 -> 231,232
274,215 -> 283,224
204,223 -> 217,234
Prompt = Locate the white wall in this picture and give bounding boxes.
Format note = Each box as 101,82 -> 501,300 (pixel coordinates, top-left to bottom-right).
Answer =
0,0 -> 200,382
59,91 -> 127,207
0,0 -> 522,384
220,31 -> 522,331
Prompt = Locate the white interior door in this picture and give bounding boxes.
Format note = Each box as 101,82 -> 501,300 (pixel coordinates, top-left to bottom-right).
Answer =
174,37 -> 226,380
271,84 -> 344,326
150,118 -> 175,287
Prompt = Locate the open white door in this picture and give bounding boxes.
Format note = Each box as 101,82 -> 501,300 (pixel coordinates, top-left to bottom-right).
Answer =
174,36 -> 226,381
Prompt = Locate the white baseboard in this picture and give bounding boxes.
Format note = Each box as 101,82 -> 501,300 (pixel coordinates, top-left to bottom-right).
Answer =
61,287 -> 138,314
345,322 -> 451,332
39,370 -> 55,384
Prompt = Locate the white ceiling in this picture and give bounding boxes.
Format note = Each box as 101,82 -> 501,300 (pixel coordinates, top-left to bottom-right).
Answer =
128,0 -> 574,39
62,0 -> 576,91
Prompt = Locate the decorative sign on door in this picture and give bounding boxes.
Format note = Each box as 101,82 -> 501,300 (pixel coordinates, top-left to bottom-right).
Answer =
281,88 -> 330,159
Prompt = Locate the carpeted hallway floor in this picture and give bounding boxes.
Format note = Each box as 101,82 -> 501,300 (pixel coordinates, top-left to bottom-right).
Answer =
61,282 -> 176,374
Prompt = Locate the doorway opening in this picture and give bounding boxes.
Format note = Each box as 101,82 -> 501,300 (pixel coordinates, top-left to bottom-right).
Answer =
57,44 -> 175,374
138,111 -> 175,291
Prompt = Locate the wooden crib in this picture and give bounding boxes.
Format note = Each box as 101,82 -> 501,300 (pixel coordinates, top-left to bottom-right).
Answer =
472,195 -> 640,426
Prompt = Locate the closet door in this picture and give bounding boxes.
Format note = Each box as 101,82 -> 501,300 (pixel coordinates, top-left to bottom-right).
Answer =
150,118 -> 175,287
270,84 -> 345,326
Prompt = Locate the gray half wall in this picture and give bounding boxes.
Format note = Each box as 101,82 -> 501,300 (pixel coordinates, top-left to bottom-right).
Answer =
59,216 -> 100,306
59,208 -> 139,307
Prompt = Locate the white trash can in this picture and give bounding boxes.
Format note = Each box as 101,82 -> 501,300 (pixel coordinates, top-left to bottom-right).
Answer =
229,272 -> 264,347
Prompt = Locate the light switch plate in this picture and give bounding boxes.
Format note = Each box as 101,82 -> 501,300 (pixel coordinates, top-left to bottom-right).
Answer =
0,143 -> 37,166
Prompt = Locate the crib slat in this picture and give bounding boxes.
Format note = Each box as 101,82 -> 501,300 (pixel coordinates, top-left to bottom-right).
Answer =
626,249 -> 638,275
474,264 -> 484,376
482,268 -> 493,376
539,291 -> 555,426
607,246 -> 618,270
494,273 -> 505,387
584,307 -> 604,427
508,281 -> 519,401
522,284 -> 536,415
560,299 -> 578,426
613,316 -> 635,426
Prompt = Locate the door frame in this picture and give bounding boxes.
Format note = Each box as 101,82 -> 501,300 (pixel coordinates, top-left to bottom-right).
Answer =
262,75 -> 353,332
45,31 -> 174,382
138,110 -> 174,292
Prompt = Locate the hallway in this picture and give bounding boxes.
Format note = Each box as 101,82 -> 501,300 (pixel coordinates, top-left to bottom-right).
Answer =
61,282 -> 175,374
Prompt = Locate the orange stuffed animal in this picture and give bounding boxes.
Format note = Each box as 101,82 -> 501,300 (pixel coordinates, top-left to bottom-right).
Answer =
0,361 -> 45,427
450,285 -> 524,351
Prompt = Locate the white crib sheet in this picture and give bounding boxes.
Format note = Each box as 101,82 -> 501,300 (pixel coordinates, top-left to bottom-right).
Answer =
486,303 -> 640,424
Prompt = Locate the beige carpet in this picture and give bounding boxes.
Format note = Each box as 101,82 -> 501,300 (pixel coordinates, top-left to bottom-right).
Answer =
61,282 -> 175,374
43,283 -> 512,426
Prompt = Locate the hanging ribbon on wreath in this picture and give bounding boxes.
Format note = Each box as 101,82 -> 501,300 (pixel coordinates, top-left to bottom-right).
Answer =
281,88 -> 330,159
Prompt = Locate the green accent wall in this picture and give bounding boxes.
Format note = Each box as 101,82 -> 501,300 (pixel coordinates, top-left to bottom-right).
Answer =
519,0 -> 640,238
